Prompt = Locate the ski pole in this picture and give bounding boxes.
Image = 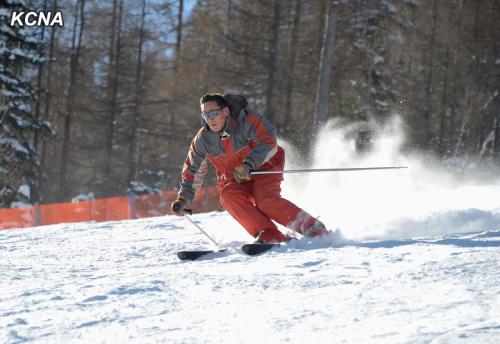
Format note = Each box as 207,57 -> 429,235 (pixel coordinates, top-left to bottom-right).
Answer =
250,166 -> 408,175
183,209 -> 221,249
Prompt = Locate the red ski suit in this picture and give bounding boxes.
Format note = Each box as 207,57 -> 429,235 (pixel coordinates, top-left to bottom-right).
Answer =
178,95 -> 324,242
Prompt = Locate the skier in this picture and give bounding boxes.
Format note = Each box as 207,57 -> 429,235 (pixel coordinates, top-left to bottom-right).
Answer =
170,93 -> 329,243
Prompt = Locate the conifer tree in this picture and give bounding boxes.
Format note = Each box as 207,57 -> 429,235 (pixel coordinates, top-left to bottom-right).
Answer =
0,0 -> 49,207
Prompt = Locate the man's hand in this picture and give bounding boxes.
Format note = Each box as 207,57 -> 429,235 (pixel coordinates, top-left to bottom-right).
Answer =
233,161 -> 252,183
171,196 -> 187,216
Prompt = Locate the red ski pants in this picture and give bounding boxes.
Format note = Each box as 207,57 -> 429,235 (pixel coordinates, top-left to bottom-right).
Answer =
219,175 -> 321,242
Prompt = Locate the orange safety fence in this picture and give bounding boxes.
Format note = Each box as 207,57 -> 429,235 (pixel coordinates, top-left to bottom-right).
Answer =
0,186 -> 223,231
0,207 -> 37,229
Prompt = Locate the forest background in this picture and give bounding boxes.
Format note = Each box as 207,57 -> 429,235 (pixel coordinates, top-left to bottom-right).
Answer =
1,0 -> 499,208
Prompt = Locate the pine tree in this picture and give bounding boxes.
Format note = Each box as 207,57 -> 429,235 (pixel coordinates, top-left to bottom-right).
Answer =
0,1 -> 49,207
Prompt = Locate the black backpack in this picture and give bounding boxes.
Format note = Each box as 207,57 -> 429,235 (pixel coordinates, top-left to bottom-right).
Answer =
224,94 -> 248,119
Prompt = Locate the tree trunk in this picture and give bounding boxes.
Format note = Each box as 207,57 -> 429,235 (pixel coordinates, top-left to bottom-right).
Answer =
127,0 -> 147,186
423,0 -> 438,150
101,0 -> 117,193
223,0 -> 232,63
174,0 -> 183,74
495,51 -> 500,159
33,0 -> 48,154
494,101 -> 500,160
283,0 -> 301,133
41,0 -> 58,202
32,0 -> 49,203
453,85 -> 473,157
438,49 -> 450,157
103,0 -> 124,195
313,0 -> 336,133
167,0 -> 185,182
59,0 -> 86,201
265,0 -> 281,123
448,48 -> 460,153
489,1 -> 500,161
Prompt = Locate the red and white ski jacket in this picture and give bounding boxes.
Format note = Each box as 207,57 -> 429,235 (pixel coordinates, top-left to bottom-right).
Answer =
178,95 -> 285,202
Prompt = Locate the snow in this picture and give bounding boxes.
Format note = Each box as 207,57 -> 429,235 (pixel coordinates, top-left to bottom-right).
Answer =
0,138 -> 29,155
280,117 -> 500,241
382,1 -> 397,14
17,185 -> 30,199
480,130 -> 495,157
71,192 -> 95,202
0,89 -> 19,97
10,113 -> 31,128
9,201 -> 31,208
8,47 -> 44,64
1,214 -> 499,343
374,99 -> 388,108
373,55 -> 384,64
0,8 -> 10,17
1,116 -> 500,342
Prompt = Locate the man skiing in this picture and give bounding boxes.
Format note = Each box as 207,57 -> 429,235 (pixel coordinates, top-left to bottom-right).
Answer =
170,93 -> 329,243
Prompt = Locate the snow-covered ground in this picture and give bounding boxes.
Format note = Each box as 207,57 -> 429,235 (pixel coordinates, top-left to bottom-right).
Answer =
2,118 -> 500,343
1,212 -> 500,343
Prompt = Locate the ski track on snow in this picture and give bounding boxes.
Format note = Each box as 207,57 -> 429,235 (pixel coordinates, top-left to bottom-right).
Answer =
1,212 -> 500,343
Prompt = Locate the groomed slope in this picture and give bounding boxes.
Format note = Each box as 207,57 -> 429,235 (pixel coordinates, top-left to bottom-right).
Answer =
1,212 -> 499,343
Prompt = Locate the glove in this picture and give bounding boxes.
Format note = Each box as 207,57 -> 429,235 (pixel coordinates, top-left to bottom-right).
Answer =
233,161 -> 252,183
171,195 -> 188,216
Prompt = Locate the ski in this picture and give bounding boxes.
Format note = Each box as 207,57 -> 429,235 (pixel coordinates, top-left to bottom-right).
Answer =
177,243 -> 280,260
241,243 -> 280,256
176,249 -> 226,261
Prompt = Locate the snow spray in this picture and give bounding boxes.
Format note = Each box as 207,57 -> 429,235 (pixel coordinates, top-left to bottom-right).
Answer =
279,116 -> 500,241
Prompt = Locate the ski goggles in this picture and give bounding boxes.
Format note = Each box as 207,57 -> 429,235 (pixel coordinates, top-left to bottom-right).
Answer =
201,108 -> 224,121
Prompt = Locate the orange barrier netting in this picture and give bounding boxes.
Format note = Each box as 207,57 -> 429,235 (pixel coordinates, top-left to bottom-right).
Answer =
0,187 -> 223,231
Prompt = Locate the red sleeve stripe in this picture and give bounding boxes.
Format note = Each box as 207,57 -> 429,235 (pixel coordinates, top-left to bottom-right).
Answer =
182,164 -> 194,181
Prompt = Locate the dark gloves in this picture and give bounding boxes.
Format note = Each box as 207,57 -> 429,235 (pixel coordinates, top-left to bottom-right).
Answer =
233,161 -> 252,183
171,195 -> 188,216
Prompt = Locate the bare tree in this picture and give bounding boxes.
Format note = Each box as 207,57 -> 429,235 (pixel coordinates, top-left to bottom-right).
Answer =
264,0 -> 281,123
174,0 -> 183,74
283,0 -> 302,132
59,0 -> 86,200
0,95 -> 6,126
438,49 -> 450,156
171,0 -> 184,122
490,4 -> 500,160
495,99 -> 500,159
40,0 -> 58,202
127,0 -> 147,186
313,0 -> 336,133
495,51 -> 500,159
33,0 -> 49,155
31,0 -> 50,203
422,0 -> 438,149
102,0 -> 124,194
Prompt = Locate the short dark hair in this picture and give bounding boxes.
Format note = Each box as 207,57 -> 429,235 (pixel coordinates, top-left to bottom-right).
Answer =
200,93 -> 227,108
